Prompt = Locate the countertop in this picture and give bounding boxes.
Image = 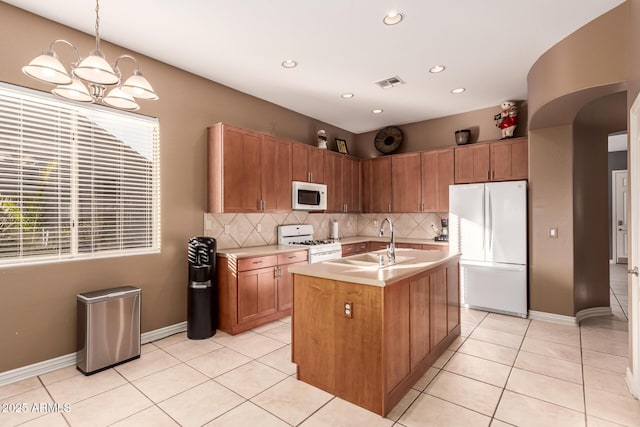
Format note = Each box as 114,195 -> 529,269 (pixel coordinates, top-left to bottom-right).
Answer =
216,236 -> 449,258
289,248 -> 461,287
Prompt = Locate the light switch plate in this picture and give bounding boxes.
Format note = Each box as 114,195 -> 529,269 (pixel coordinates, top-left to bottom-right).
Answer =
224,224 -> 231,234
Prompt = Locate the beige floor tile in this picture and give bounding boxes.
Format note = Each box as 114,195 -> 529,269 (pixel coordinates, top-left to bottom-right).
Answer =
586,415 -> 627,426
581,333 -> 629,358
153,332 -> 188,348
399,393 -> 490,427
115,349 -> 181,381
260,323 -> 292,344
111,405 -> 180,426
426,371 -> 502,416
251,320 -> 285,334
187,347 -> 252,378
38,365 -> 83,386
162,338 -> 223,362
215,360 -> 288,399
386,388 -> 420,421
490,420 -> 514,427
458,338 -> 518,365
141,343 -> 159,354
64,384 -> 152,427
580,317 -> 628,332
0,387 -> 54,426
460,322 -> 478,337
210,330 -> 257,347
19,412 -> 68,427
46,368 -> 126,404
432,349 -> 455,368
0,377 -> 41,400
470,326 -> 524,349
447,336 -> 467,351
226,334 -> 287,359
506,368 -> 584,412
251,377 -> 333,426
132,364 -> 208,403
479,313 -> 530,336
585,386 -> 640,426
583,366 -> 634,397
460,308 -> 489,325
526,320 -> 581,347
581,325 -> 628,344
159,380 -> 245,426
514,351 -> 583,384
412,367 -> 440,391
520,336 -> 582,364
301,397 -> 394,427
257,345 -> 297,375
444,353 -> 511,387
205,401 -> 289,427
582,349 -> 629,374
280,316 -> 292,324
494,390 -> 585,427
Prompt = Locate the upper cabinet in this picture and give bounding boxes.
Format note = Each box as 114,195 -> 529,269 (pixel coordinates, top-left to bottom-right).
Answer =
454,137 -> 528,184
422,148 -> 454,212
342,156 -> 361,213
391,153 -> 422,213
207,123 -> 292,213
323,150 -> 344,212
362,157 -> 392,213
292,143 -> 324,184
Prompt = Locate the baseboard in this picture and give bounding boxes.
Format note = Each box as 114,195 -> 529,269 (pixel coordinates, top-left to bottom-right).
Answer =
0,321 -> 187,387
626,367 -> 640,399
528,310 -> 578,326
575,307 -> 613,323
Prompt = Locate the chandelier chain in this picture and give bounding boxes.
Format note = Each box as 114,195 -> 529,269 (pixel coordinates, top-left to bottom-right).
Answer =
94,0 -> 101,50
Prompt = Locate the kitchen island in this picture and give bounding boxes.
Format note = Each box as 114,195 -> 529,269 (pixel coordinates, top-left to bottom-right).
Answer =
289,249 -> 461,416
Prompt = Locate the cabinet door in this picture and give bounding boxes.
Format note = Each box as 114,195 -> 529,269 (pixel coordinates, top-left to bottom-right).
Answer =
392,153 -> 421,212
342,244 -> 356,256
237,266 -> 277,324
410,274 -> 430,370
437,149 -> 454,210
277,262 -> 304,311
446,261 -> 460,334
429,267 -> 448,347
369,241 -> 388,251
308,146 -> 325,184
292,143 -> 311,182
262,136 -> 292,212
223,127 -> 262,211
421,151 -> 438,212
368,157 -> 392,213
361,160 -> 372,213
454,144 -> 490,184
490,138 -> 528,181
323,151 -> 343,212
343,157 -> 361,212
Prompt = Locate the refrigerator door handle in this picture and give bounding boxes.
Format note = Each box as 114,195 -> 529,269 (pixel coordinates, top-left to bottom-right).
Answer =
487,189 -> 493,255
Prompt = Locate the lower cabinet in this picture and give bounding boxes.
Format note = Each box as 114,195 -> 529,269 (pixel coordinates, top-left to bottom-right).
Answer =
293,258 -> 460,416
218,251 -> 307,334
341,242 -> 369,256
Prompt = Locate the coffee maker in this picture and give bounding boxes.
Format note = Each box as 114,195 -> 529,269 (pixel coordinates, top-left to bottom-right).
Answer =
435,217 -> 448,242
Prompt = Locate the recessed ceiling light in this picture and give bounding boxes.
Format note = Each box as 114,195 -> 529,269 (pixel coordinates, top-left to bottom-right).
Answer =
281,59 -> 298,69
429,65 -> 446,73
451,87 -> 466,94
383,11 -> 404,25
341,93 -> 354,99
372,109 -> 384,114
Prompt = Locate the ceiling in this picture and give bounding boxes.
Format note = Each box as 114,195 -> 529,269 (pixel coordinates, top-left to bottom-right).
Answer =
5,0 -> 626,134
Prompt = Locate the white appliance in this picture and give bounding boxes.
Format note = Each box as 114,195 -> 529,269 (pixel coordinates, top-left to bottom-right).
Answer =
277,224 -> 342,263
292,181 -> 327,211
449,180 -> 527,318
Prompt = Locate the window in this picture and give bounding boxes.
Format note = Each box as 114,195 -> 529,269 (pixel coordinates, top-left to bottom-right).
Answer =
0,83 -> 160,266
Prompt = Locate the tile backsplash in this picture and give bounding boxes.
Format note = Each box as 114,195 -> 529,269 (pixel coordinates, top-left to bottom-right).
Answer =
204,212 -> 445,249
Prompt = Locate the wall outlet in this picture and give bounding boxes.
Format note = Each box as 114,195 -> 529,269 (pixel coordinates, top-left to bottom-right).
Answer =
224,224 -> 231,234
256,223 -> 262,233
344,301 -> 353,318
549,227 -> 558,238
373,218 -> 378,227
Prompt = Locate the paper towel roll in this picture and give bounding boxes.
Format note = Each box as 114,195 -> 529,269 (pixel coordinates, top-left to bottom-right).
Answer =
330,220 -> 339,240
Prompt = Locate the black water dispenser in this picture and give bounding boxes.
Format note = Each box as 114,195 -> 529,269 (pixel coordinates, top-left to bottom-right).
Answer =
187,237 -> 217,339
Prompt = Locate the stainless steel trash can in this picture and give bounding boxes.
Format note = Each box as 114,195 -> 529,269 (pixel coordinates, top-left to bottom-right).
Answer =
77,286 -> 141,375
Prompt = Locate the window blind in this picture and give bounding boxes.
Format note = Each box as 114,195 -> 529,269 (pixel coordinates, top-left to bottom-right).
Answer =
0,83 -> 160,266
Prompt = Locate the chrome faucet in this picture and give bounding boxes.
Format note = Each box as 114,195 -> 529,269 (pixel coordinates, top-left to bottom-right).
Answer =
379,217 -> 396,264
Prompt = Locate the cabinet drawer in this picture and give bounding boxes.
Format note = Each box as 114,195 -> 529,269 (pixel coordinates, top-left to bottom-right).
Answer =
278,251 -> 308,265
368,241 -> 388,251
342,244 -> 356,256
355,242 -> 369,253
238,255 -> 278,271
422,244 -> 449,252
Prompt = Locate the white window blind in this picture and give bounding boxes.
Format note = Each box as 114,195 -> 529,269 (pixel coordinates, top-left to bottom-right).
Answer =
0,83 -> 160,266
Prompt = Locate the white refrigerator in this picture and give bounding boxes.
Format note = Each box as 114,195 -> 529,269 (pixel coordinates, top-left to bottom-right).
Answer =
449,180 -> 527,318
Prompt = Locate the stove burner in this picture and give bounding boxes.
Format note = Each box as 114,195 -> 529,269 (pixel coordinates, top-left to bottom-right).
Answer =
290,240 -> 334,246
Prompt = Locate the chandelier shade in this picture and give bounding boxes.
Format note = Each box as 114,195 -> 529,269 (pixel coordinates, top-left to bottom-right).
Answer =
21,0 -> 158,110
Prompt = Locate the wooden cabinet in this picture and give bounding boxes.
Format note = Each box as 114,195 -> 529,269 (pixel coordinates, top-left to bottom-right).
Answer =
323,151 -> 344,212
218,250 -> 307,334
342,156 -> 361,212
490,137 -> 528,181
293,257 -> 460,416
454,138 -> 528,184
362,157 -> 392,213
422,148 -> 454,212
368,241 -> 388,251
422,243 -> 449,252
396,243 -> 423,249
342,241 -> 369,256
207,123 -> 292,213
391,153 -> 422,212
292,143 -> 324,183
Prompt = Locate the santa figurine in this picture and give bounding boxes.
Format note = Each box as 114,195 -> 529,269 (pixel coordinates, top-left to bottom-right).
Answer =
494,101 -> 518,139
317,129 -> 328,149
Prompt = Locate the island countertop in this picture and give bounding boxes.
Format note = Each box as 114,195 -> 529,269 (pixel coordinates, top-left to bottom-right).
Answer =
289,248 -> 461,287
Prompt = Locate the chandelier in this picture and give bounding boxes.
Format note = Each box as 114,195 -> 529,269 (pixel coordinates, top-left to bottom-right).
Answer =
22,0 -> 158,111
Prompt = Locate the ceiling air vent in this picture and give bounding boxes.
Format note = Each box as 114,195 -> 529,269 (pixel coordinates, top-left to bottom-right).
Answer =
375,76 -> 406,89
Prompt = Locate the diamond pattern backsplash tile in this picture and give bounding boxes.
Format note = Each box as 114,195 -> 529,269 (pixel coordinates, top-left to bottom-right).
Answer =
204,212 -> 445,249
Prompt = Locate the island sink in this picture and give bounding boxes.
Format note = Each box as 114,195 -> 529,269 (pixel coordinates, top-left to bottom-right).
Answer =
327,252 -> 415,268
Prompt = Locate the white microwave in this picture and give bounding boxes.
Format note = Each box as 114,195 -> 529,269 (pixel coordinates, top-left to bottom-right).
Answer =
292,181 -> 327,211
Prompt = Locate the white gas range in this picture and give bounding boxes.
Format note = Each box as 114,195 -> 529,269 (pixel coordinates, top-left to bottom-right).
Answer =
277,224 -> 342,264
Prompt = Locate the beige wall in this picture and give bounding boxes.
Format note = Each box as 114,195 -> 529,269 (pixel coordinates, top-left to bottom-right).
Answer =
0,4 -> 354,373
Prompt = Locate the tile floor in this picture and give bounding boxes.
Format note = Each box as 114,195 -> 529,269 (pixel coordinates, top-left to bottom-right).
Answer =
1,265 -> 639,426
